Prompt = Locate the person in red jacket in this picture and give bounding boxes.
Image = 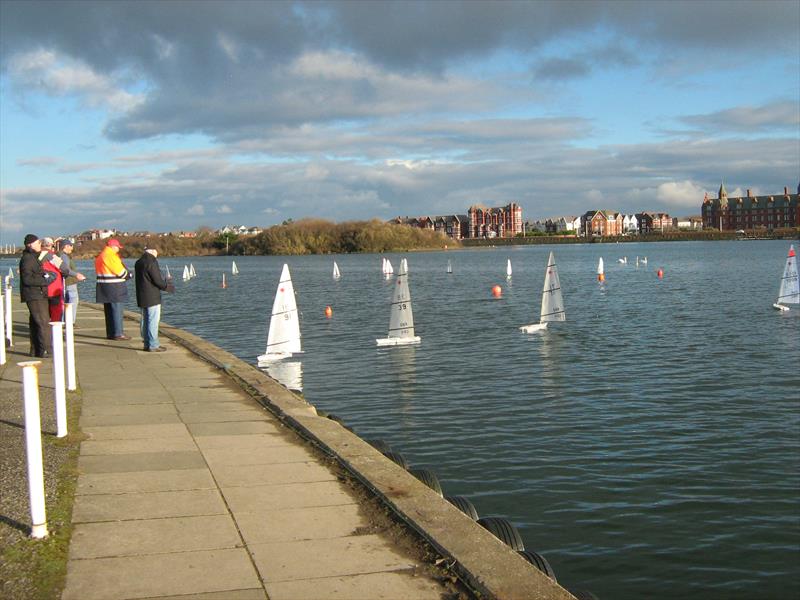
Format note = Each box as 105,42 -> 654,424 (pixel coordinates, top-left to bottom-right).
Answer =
40,237 -> 65,321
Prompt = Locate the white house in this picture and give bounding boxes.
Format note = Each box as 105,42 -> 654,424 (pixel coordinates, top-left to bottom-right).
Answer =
622,214 -> 639,234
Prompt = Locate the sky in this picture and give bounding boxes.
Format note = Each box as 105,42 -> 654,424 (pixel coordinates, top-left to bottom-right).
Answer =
1,0 -> 799,242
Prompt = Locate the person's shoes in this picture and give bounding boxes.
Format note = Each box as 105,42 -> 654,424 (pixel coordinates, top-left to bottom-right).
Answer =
148,347 -> 167,352
112,335 -> 131,341
35,351 -> 50,359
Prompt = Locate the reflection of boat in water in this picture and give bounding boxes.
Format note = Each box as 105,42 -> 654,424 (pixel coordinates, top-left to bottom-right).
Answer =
257,264 -> 303,363
264,360 -> 303,392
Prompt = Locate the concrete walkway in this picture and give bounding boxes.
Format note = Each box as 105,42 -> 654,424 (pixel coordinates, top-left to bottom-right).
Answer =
40,305 -> 450,600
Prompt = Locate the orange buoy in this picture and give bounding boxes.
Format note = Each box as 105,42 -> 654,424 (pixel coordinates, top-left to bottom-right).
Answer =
657,269 -> 663,279
324,305 -> 333,318
491,285 -> 502,298
221,274 -> 227,288
598,273 -> 605,282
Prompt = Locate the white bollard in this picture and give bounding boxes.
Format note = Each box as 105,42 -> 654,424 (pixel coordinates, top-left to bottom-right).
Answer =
19,360 -> 48,538
64,304 -> 77,391
50,322 -> 67,438
0,292 -> 6,365
4,280 -> 11,347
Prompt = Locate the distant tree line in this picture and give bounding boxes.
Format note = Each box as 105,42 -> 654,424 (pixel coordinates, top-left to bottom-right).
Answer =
70,219 -> 454,258
232,219 -> 454,255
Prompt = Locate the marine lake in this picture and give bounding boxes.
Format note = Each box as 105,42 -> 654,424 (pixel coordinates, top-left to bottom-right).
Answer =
3,240 -> 798,599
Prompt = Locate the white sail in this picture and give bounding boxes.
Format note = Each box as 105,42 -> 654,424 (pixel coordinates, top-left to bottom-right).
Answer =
333,261 -> 341,280
189,263 -> 196,277
182,265 -> 190,281
258,264 -> 303,363
386,259 -> 394,274
521,251 -> 565,333
774,245 -> 799,311
597,257 -> 604,275
447,259 -> 453,274
165,265 -> 171,279
232,261 -> 239,275
222,273 -> 227,288
7,267 -> 13,279
506,259 -> 512,278
376,258 -> 420,346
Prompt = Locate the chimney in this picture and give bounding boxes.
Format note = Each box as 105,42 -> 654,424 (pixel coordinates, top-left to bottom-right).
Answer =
746,189 -> 751,197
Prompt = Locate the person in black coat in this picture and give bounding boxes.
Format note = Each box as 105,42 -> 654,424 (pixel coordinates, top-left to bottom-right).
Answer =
134,247 -> 172,352
19,234 -> 56,357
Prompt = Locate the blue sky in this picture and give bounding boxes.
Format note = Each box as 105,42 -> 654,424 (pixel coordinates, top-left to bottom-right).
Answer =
1,0 -> 798,243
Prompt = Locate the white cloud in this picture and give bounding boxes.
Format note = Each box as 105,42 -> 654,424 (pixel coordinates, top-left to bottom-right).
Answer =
586,189 -> 604,202
187,204 -> 205,215
216,204 -> 233,214
656,181 -> 705,207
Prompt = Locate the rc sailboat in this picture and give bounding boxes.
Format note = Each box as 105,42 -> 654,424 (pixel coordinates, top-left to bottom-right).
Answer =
773,245 -> 799,311
258,264 -> 303,363
597,257 -> 605,282
232,261 -> 239,275
376,258 -> 421,346
333,261 -> 341,280
506,259 -> 512,279
520,251 -> 566,333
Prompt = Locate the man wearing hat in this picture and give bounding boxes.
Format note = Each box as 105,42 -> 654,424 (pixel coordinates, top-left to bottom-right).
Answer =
19,234 -> 56,357
60,239 -> 86,325
94,238 -> 132,340
135,246 -> 173,352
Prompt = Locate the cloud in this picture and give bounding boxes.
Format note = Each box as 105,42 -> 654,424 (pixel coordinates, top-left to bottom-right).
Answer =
187,204 -> 205,216
655,181 -> 706,207
680,100 -> 800,134
216,204 -> 233,214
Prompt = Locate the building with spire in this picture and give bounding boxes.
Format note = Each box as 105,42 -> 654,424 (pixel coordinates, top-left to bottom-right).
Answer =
701,182 -> 799,230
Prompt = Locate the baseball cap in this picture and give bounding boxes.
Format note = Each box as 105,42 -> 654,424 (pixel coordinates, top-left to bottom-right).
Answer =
107,239 -> 123,248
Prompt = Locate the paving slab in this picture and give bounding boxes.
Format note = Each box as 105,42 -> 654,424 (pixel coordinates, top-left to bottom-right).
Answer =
76,469 -> 217,495
235,504 -> 364,544
82,423 -> 190,440
177,409 -> 267,423
193,433 -> 288,450
210,461 -> 337,488
140,590 -> 267,600
79,412 -> 182,427
250,534 -> 415,582
80,437 -> 198,456
201,444 -> 316,468
222,481 -> 356,513
78,450 -> 205,473
80,403 -> 178,417
264,571 -> 445,600
187,421 -> 283,436
72,489 -> 227,522
69,515 -> 242,559
62,548 -> 260,600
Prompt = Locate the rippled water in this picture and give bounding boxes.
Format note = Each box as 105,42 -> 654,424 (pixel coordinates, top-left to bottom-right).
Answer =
5,240 -> 798,598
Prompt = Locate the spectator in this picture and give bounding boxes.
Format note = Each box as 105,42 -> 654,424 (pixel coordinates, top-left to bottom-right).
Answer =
95,238 -> 132,340
134,246 -> 172,352
40,237 -> 65,321
59,239 -> 86,324
19,234 -> 55,357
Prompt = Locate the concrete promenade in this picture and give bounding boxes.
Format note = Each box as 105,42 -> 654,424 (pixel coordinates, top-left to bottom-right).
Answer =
2,300 -> 576,600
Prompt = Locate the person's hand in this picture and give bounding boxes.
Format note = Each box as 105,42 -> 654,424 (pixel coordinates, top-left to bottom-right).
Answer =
43,272 -> 55,282
76,273 -> 87,281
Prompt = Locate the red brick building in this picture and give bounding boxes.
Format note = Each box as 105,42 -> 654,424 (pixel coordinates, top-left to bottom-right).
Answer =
468,203 -> 523,238
702,183 -> 800,230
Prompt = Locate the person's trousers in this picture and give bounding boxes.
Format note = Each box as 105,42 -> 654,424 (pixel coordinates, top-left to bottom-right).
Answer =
140,305 -> 161,349
103,302 -> 125,338
26,299 -> 51,356
64,284 -> 79,323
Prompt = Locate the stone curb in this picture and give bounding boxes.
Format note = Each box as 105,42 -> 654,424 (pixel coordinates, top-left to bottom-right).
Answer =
101,303 -> 575,600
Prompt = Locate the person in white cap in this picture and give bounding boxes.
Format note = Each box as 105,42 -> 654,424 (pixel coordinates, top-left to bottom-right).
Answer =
59,239 -> 86,325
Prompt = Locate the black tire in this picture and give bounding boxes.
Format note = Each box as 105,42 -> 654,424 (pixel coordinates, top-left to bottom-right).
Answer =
365,439 -> 392,453
445,496 -> 479,521
518,550 -> 557,581
477,517 -> 525,551
382,450 -> 410,469
409,468 -> 443,497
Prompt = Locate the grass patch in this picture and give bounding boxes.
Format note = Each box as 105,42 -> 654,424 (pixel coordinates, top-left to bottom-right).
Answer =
0,389 -> 84,600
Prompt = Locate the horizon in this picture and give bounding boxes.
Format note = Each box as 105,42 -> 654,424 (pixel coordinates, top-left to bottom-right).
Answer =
1,0 -> 798,242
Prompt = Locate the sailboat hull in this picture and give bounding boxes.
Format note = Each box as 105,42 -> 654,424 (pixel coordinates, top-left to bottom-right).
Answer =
520,323 -> 548,333
772,303 -> 790,312
376,336 -> 421,346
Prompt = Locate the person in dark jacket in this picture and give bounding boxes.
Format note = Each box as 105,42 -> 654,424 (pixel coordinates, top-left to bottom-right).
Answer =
19,234 -> 56,357
134,247 -> 171,352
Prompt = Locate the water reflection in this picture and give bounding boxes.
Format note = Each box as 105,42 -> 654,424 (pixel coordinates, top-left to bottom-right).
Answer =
386,345 -> 417,409
263,360 -> 303,392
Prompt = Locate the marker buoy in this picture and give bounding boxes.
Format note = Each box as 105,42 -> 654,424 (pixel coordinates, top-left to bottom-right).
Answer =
657,269 -> 663,279
492,285 -> 502,298
324,305 -> 333,318
221,274 -> 227,289
598,273 -> 605,282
